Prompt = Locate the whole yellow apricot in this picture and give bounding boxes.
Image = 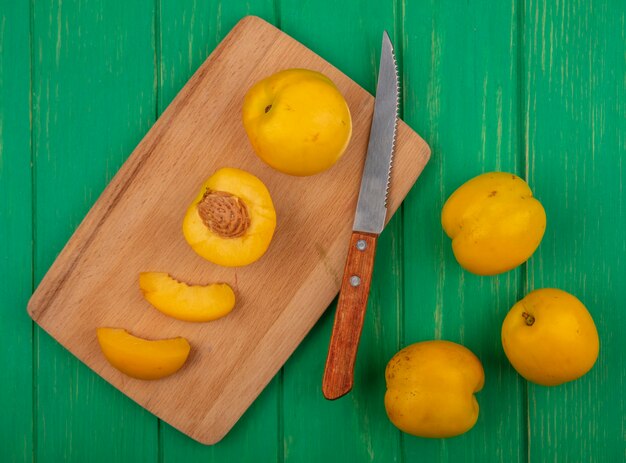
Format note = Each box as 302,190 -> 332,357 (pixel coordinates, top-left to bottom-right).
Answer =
97,328 -> 190,380
182,167 -> 276,267
501,288 -> 599,386
385,340 -> 485,438
242,69 -> 352,176
441,172 -> 546,275
139,272 -> 235,322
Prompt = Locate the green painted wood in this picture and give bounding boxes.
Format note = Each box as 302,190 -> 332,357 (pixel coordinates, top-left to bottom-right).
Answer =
156,1 -> 280,460
279,2 -> 403,461
158,0 -> 276,114
402,1 -> 526,461
31,0 -> 159,461
2,0 -> 621,460
0,2 -> 33,462
523,0 -> 626,461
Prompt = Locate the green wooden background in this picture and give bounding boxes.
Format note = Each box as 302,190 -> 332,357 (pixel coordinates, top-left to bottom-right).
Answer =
1,0 -> 624,461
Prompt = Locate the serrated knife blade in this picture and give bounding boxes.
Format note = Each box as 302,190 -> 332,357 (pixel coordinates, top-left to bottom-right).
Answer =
353,31 -> 399,234
322,32 -> 399,400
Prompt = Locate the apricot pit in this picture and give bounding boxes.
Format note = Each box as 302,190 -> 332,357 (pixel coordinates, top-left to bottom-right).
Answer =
183,167 -> 276,266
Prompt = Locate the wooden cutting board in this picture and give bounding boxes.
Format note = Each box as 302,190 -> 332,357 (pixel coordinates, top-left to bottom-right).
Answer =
27,16 -> 430,445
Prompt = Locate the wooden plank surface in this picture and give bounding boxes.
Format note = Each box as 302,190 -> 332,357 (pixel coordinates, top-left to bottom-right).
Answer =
402,1 -> 526,461
523,0 -> 626,461
279,2 -> 403,460
157,1 -> 281,460
2,0 -> 624,461
27,16 -> 430,445
31,0 -> 159,461
0,2 -> 33,462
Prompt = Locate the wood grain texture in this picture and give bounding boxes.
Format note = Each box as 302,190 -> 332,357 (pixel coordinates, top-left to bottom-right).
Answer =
3,0 -> 624,460
402,0 -> 526,461
157,1 -> 280,460
27,16 -> 430,445
0,2 -> 33,462
523,0 -> 626,461
279,2 -> 406,461
323,232 -> 378,400
31,0 -> 160,461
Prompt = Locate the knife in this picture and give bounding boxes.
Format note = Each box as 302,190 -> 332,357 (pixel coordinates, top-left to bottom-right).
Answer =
322,31 -> 399,400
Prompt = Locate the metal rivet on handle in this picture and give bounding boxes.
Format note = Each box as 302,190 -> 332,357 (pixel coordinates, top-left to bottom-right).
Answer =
356,239 -> 367,251
350,275 -> 361,287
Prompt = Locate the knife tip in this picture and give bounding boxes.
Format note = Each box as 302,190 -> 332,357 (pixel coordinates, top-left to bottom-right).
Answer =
382,30 -> 394,50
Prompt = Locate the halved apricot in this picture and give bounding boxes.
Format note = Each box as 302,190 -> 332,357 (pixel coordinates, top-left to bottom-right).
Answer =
139,272 -> 235,322
182,167 -> 276,266
96,328 -> 190,380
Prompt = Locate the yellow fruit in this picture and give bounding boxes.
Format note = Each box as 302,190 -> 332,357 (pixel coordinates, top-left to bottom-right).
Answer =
441,172 -> 546,275
242,69 -> 352,176
182,167 -> 276,266
139,272 -> 235,322
384,340 -> 485,438
501,288 -> 599,386
96,328 -> 190,380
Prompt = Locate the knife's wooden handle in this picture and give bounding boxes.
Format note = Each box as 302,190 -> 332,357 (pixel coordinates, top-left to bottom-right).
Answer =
322,231 -> 378,400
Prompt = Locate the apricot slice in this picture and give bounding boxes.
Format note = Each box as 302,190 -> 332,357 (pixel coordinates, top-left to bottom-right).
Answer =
139,272 -> 235,322
182,167 -> 276,266
96,328 -> 190,380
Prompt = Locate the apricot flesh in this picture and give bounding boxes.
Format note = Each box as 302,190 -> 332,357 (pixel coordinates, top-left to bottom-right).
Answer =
139,272 -> 235,322
96,328 -> 190,380
183,167 -> 276,266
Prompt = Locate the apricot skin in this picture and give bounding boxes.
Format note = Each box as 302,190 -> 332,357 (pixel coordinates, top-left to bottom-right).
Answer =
242,69 -> 352,176
441,172 -> 546,275
502,288 -> 599,386
385,340 -> 484,438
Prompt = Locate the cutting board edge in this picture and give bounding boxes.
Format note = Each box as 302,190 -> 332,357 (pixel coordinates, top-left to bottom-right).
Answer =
173,131 -> 431,445
25,17 -> 251,324
24,121 -> 432,448
25,233 -> 347,446
26,313 -> 217,443
25,14 -> 433,323
24,14 -> 433,446
24,136 -> 430,324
